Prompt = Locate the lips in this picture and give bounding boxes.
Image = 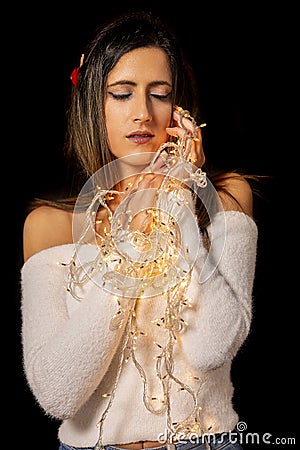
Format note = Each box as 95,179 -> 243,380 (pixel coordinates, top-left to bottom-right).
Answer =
126,130 -> 154,144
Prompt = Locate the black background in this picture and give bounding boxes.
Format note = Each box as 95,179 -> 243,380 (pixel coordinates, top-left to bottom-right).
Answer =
12,2 -> 296,449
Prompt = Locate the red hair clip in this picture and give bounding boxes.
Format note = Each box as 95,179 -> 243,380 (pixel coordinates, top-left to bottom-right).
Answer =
70,54 -> 85,87
70,67 -> 80,86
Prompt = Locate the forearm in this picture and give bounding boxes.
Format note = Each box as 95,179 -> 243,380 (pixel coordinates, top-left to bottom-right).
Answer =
21,248 -> 127,419
182,210 -> 258,371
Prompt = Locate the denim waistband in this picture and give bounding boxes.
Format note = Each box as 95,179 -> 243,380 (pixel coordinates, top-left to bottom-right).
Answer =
59,431 -> 242,450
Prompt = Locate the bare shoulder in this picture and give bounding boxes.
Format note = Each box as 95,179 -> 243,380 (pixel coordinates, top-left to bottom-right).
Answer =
23,205 -> 74,262
216,172 -> 253,217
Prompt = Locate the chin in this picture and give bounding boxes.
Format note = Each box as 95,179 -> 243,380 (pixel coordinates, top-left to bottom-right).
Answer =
117,151 -> 156,167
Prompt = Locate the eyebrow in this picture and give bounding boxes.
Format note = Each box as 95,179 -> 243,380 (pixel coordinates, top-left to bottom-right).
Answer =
107,80 -> 172,88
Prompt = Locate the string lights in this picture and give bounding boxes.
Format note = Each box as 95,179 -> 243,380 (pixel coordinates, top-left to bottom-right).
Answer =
62,108 -> 210,450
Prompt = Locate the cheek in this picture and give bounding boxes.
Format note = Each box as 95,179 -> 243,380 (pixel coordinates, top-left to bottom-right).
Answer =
158,105 -> 173,125
156,107 -> 173,135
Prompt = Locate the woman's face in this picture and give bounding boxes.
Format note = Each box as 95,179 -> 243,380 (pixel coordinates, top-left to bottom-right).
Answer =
105,47 -> 173,161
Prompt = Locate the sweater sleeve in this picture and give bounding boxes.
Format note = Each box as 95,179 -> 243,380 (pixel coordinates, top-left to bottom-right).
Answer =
21,245 -> 128,420
182,210 -> 258,371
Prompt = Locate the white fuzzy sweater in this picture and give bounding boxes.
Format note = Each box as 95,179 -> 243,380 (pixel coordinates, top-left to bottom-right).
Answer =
21,210 -> 258,447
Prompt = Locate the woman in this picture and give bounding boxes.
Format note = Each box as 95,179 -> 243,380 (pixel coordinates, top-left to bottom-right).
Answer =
21,10 -> 257,450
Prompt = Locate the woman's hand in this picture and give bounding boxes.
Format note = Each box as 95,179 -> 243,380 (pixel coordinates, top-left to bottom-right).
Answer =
120,168 -> 166,234
166,107 -> 206,168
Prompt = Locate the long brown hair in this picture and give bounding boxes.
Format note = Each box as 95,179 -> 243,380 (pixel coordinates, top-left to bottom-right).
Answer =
29,10 -> 261,229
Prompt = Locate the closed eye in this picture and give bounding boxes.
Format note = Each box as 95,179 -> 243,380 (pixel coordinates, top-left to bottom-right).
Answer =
150,93 -> 171,101
108,92 -> 171,101
108,92 -> 131,100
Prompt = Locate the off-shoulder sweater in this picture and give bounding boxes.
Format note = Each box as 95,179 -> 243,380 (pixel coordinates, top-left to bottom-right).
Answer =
21,210 -> 258,447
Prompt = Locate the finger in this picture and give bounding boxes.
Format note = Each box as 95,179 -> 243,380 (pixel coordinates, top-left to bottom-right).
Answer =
166,126 -> 179,138
127,173 -> 165,196
173,109 -> 196,135
166,126 -> 188,140
148,150 -> 170,173
187,129 -> 205,167
167,125 -> 200,153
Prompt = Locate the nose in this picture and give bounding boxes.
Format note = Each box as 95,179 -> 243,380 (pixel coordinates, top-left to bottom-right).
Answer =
132,95 -> 152,123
